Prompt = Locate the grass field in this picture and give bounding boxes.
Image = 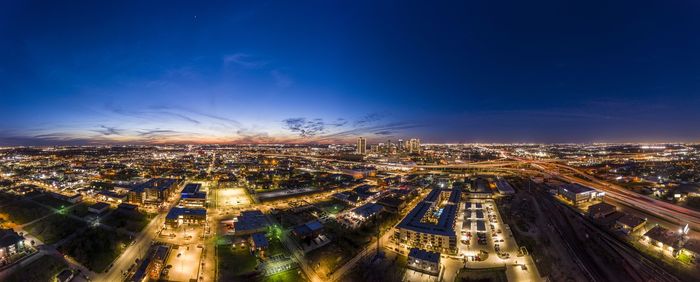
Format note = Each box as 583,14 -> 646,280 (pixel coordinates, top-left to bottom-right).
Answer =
217,243 -> 259,280
0,200 -> 52,224
263,269 -> 306,282
32,194 -> 72,209
25,214 -> 87,244
102,210 -> 152,233
5,254 -> 68,282
60,227 -> 132,272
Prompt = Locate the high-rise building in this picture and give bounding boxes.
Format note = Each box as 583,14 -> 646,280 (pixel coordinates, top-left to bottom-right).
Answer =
356,137 -> 367,155
409,138 -> 421,153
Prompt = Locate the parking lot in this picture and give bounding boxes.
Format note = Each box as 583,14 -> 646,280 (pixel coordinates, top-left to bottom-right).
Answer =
456,199 -> 541,281
163,243 -> 203,282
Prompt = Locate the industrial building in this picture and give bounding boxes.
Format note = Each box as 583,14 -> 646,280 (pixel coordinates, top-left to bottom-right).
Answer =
558,183 -> 602,205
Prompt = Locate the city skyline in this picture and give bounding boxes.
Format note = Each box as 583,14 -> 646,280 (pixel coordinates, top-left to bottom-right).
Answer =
2,0 -> 700,145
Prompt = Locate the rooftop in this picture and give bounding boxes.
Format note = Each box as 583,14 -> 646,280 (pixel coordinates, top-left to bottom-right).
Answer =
644,225 -> 680,247
131,178 -> 178,193
588,202 -> 616,215
235,210 -> 268,232
616,213 -> 646,228
408,248 -> 440,263
352,203 -> 384,218
166,207 -> 207,220
181,183 -> 202,195
397,189 -> 458,236
561,183 -> 595,194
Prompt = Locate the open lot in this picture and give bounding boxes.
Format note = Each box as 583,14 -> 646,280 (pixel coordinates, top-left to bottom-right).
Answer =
0,200 -> 52,225
25,214 -> 86,244
217,187 -> 252,207
305,241 -> 351,278
263,269 -> 306,282
102,210 -> 152,233
69,203 -> 91,218
32,194 -> 72,209
217,242 -> 259,281
0,192 -> 19,206
315,200 -> 349,216
5,254 -> 69,282
59,226 -> 132,272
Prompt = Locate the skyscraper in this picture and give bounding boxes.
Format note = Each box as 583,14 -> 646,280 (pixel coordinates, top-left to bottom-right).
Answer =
409,138 -> 421,153
357,137 -> 367,155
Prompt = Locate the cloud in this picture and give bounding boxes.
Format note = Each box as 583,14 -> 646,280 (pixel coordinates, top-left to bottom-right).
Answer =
223,53 -> 268,68
270,69 -> 293,87
373,130 -> 393,136
318,121 -> 426,140
282,118 -> 325,138
92,125 -> 122,136
327,118 -> 348,127
354,112 -> 387,126
137,129 -> 180,137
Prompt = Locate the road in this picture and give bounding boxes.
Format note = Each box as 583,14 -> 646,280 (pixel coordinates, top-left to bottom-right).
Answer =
415,153 -> 700,232
93,201 -> 172,282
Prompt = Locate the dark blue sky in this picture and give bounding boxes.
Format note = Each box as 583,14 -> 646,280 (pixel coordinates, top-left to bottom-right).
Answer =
2,0 -> 699,145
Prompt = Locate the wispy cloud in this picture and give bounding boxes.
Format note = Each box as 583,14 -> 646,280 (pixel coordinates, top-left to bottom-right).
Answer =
92,125 -> 122,136
271,69 -> 293,87
282,118 -> 325,138
223,53 -> 268,68
353,112 -> 387,126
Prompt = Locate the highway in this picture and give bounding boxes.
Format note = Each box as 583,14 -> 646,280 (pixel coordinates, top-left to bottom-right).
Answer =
414,153 -> 700,232
531,160 -> 700,231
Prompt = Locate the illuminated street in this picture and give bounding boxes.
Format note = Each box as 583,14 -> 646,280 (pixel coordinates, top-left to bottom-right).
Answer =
2,1 -> 700,282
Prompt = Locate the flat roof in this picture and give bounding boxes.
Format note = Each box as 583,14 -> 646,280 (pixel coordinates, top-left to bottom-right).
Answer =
617,213 -> 646,228
236,210 -> 268,232
166,207 -> 206,220
561,183 -> 595,194
496,179 -> 515,194
352,203 -> 384,218
131,178 -> 178,193
588,202 -> 616,214
252,233 -> 269,248
181,183 -> 202,195
408,248 -> 440,263
397,201 -> 457,236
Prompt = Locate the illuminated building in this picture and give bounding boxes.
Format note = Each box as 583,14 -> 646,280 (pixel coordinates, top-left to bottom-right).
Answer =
407,248 -> 440,275
395,188 -> 460,254
356,137 -> 367,155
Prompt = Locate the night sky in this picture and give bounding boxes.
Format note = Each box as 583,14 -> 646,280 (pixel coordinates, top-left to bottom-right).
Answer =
2,0 -> 700,145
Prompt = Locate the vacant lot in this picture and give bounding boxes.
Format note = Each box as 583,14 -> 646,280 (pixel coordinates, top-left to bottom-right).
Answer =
5,254 -> 68,282
315,200 -> 349,216
25,214 -> 87,244
102,210 -> 152,233
264,269 -> 306,282
0,200 -> 52,224
305,241 -> 352,278
69,203 -> 91,218
217,243 -> 259,281
32,194 -> 72,209
0,192 -> 19,206
60,227 -> 132,272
